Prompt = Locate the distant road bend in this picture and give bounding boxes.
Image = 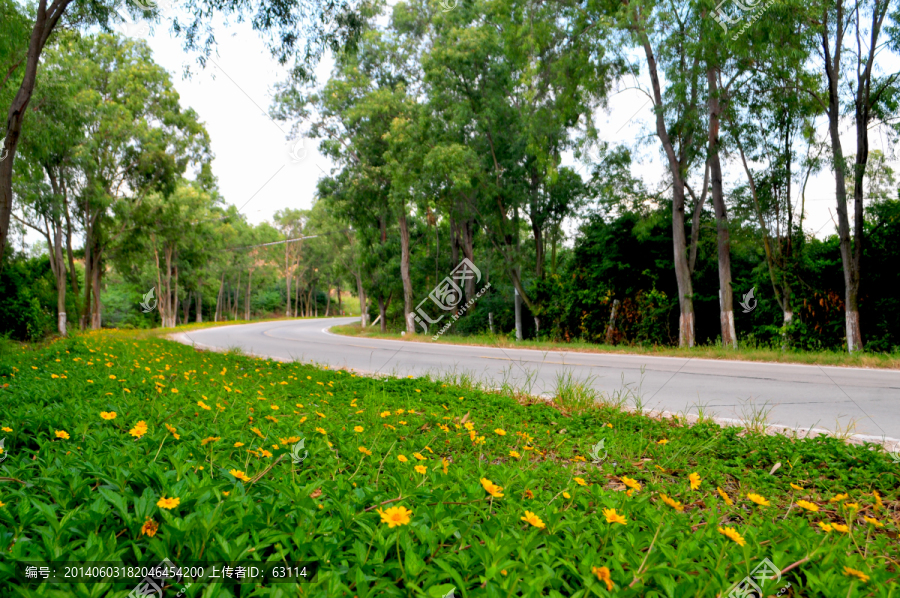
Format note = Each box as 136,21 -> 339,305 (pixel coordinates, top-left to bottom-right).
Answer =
173,317 -> 900,442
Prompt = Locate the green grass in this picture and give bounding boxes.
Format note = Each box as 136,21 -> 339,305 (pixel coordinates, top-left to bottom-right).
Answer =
0,329 -> 897,596
331,323 -> 900,370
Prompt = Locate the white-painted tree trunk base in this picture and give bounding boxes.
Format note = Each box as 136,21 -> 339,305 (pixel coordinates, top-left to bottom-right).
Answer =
721,310 -> 736,348
58,312 -> 66,337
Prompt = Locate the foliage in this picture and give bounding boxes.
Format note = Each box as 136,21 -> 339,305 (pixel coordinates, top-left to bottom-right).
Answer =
0,331 -> 897,596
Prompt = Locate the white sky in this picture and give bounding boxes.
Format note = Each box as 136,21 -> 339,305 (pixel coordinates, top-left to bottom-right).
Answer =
16,2 -> 898,251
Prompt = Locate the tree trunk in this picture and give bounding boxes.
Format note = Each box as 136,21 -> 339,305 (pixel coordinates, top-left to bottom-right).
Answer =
639,27 -> 695,347
355,273 -> 367,326
399,209 -> 415,333
214,272 -> 225,322
707,66 -> 736,348
378,296 -> 387,333
195,290 -> 202,323
0,0 -> 75,263
606,299 -> 620,345
245,269 -> 252,320
182,290 -> 191,324
822,0 -> 863,352
90,252 -> 101,329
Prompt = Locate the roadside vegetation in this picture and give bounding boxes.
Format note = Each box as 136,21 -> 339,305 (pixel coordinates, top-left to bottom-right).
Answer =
332,323 -> 900,370
0,330 -> 897,596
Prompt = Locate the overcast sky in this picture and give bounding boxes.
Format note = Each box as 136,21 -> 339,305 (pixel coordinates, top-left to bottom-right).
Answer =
16,3 -> 898,251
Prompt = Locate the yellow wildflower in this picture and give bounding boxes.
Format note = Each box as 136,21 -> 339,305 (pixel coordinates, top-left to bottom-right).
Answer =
717,526 -> 745,546
377,505 -> 412,528
520,510 -> 545,529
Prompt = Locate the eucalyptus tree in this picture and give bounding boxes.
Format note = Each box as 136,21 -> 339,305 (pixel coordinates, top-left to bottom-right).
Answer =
814,0 -> 900,352
424,0 -> 619,331
0,0 -> 366,264
609,0 -> 708,347
724,1 -> 820,342
58,34 -> 211,329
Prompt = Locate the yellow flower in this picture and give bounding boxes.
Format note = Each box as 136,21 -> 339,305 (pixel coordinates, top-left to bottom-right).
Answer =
315,427 -> 326,435
603,508 -> 627,525
251,427 -> 265,438
747,493 -> 770,507
660,494 -> 684,512
494,428 -> 506,436
415,465 -> 427,475
140,518 -> 159,537
621,477 -> 641,492
591,566 -> 614,591
200,436 -> 220,446
156,496 -> 180,510
574,477 -> 587,486
270,405 -> 279,410
657,439 -> 668,445
844,502 -> 859,511
520,510 -> 545,529
229,469 -> 251,482
873,490 -> 884,510
109,375 -> 116,379
1,427 -> 11,432
129,422 -> 148,439
832,523 -> 849,533
222,491 -> 230,497
354,426 -> 364,433
829,493 -> 849,503
509,450 -> 521,459
55,430 -> 70,440
260,449 -> 273,458
358,446 -> 372,456
197,400 -> 211,411
843,567 -> 869,583
100,412 -> 117,420
316,411 -> 326,419
863,516 -> 883,528
717,526 -> 745,546
397,454 -> 408,462
377,505 -> 412,528
481,478 -> 504,498
790,483 -> 804,491
234,442 -> 244,447
717,487 -> 733,506
796,500 -> 819,512
413,452 -> 426,461
562,492 -> 571,499
689,472 -> 701,490
818,522 -> 833,532
441,458 -> 449,474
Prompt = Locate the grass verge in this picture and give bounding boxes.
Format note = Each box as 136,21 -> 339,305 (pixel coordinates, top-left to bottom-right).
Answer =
331,323 -> 900,370
0,328 -> 897,596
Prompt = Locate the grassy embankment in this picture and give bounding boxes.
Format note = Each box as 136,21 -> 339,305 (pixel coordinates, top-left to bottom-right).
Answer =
0,328 -> 896,596
331,323 -> 900,370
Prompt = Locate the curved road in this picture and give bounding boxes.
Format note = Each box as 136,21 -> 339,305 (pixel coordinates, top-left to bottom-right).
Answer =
173,317 -> 900,443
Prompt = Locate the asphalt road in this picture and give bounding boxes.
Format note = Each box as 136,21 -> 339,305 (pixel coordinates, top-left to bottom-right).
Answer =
173,317 -> 900,442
